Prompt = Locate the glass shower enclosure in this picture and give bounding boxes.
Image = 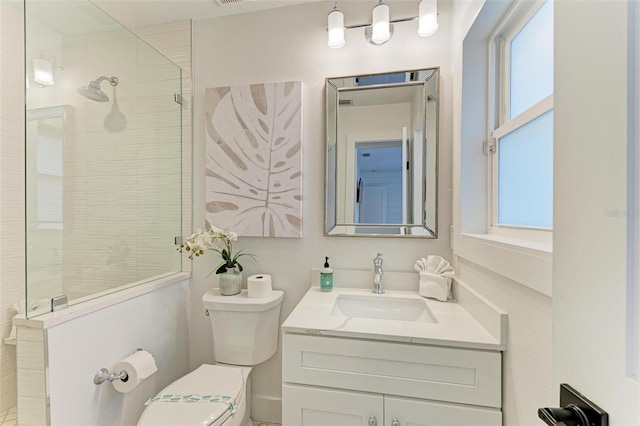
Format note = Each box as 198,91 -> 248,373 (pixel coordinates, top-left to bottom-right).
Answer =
25,0 -> 184,317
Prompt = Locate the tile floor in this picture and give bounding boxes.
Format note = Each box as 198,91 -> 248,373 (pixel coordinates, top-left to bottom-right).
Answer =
0,407 -> 16,426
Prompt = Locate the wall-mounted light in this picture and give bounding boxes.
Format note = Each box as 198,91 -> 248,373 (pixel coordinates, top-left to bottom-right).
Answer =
327,0 -> 438,49
371,1 -> 391,44
33,57 -> 54,86
327,3 -> 345,49
418,0 -> 438,37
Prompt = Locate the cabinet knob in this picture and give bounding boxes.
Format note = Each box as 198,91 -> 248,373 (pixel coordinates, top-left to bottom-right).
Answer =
368,416 -> 378,426
391,419 -> 401,426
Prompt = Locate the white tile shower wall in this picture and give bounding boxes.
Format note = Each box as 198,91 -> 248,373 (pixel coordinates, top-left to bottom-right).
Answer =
33,20 -> 192,302
0,0 -> 25,415
134,20 -> 192,276
193,2 -> 453,422
24,10 -> 79,303
15,327 -> 47,426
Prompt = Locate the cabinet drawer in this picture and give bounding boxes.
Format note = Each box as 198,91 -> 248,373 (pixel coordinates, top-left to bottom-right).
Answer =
283,333 -> 501,408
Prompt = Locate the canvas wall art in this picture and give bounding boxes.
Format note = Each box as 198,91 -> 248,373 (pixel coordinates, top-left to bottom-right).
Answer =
205,81 -> 303,238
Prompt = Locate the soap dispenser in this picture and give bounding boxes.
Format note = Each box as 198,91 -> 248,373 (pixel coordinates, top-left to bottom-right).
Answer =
320,256 -> 333,292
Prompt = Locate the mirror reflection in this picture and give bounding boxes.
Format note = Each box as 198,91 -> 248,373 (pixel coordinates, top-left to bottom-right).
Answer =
325,68 -> 439,237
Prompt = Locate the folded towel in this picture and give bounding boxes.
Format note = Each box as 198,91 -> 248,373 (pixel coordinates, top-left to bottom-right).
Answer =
413,255 -> 455,277
414,255 -> 455,302
419,272 -> 451,301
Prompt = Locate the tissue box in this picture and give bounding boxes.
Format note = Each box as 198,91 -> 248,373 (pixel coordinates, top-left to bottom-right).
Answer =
419,272 -> 451,302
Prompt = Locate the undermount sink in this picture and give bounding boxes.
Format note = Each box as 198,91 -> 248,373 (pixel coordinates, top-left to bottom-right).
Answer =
331,294 -> 437,323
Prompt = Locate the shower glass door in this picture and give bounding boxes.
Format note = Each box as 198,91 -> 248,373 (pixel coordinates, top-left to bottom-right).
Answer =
25,0 -> 184,316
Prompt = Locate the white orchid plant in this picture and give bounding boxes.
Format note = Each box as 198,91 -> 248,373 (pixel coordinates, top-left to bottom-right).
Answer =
177,227 -> 255,275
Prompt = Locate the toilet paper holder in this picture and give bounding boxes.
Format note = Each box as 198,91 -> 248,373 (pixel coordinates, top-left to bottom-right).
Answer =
93,368 -> 128,385
93,348 -> 145,385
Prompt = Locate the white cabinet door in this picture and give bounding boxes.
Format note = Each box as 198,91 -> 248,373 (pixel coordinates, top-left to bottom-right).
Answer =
384,396 -> 502,426
283,384 -> 383,426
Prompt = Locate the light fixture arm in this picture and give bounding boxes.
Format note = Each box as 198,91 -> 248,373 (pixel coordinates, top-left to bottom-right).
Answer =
342,15 -> 419,31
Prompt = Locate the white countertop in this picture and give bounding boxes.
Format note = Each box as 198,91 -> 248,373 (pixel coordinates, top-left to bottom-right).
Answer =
282,286 -> 505,351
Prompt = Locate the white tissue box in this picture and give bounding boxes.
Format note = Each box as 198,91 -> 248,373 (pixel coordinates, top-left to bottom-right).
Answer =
419,272 -> 451,302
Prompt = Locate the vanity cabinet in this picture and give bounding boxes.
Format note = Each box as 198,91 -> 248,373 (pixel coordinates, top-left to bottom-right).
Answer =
282,333 -> 502,426
283,385 -> 501,426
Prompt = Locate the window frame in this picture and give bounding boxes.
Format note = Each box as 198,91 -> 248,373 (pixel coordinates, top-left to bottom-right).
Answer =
487,0 -> 554,242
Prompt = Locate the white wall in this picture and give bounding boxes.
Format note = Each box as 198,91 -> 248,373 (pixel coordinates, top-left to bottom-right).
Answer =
45,280 -> 190,426
554,1 -> 640,423
450,1 -> 553,425
192,0 -> 453,422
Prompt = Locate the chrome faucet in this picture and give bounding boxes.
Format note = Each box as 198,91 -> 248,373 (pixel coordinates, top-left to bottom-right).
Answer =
372,253 -> 384,294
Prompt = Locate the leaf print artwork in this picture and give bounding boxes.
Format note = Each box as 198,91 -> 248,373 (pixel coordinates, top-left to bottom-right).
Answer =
205,81 -> 303,237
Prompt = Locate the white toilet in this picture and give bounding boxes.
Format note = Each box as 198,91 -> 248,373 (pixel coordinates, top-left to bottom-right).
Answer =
138,289 -> 284,426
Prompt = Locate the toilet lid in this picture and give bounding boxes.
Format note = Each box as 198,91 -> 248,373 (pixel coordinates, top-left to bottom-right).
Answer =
138,364 -> 245,426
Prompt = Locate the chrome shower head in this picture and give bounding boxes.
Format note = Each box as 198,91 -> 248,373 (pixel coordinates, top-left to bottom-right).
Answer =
77,76 -> 118,102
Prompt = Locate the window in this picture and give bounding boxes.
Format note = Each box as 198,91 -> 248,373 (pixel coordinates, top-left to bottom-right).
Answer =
490,0 -> 554,232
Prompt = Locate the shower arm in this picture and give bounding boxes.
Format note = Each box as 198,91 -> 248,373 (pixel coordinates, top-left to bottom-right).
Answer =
94,76 -> 119,87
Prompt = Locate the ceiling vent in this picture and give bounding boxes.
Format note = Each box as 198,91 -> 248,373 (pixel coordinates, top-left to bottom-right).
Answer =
215,0 -> 245,6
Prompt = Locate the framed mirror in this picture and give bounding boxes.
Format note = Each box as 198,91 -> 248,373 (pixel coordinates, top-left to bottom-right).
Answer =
325,68 -> 439,238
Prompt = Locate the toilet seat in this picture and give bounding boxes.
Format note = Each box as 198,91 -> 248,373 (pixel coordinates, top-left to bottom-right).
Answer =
137,364 -> 246,426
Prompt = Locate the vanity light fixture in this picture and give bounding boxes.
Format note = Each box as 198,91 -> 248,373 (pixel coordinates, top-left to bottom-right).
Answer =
327,0 -> 439,49
418,0 -> 439,37
327,3 -> 345,49
370,1 -> 391,44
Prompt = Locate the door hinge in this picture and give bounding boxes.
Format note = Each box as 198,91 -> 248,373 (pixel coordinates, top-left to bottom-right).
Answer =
483,136 -> 496,155
174,93 -> 183,105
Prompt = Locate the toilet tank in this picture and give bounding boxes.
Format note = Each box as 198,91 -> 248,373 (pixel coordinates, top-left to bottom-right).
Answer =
203,289 -> 284,366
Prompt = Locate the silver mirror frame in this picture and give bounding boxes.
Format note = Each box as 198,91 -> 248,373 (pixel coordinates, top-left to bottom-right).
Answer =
324,68 -> 439,238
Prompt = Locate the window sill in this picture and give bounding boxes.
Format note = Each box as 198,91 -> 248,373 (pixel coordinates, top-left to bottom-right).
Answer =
453,233 -> 552,297
466,232 -> 552,255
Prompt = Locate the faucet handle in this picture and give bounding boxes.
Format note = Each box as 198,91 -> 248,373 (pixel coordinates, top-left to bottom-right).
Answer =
374,253 -> 383,265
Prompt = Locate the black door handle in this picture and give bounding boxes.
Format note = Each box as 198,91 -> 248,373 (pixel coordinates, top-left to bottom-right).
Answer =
538,384 -> 608,426
538,405 -> 589,426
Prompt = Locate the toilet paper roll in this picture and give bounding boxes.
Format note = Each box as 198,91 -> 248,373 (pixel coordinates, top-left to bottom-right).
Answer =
247,274 -> 272,298
112,350 -> 158,393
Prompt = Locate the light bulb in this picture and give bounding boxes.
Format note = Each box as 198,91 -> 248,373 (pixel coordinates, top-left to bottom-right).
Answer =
418,0 -> 438,37
327,6 -> 345,49
371,1 -> 390,44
